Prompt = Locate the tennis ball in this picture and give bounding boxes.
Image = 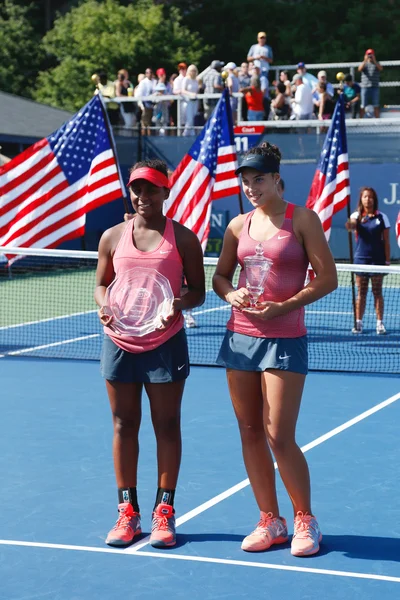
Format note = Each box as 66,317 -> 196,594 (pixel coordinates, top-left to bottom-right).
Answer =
336,72 -> 345,81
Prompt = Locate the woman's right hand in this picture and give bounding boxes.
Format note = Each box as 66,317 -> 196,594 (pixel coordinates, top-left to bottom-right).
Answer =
98,306 -> 113,326
345,218 -> 357,231
226,287 -> 251,309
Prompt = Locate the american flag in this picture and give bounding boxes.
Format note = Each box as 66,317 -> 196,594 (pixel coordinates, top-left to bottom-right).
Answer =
0,95 -> 125,250
306,94 -> 350,240
165,88 -> 240,250
396,210 -> 400,248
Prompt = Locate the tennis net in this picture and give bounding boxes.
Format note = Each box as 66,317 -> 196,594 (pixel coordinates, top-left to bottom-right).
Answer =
1,247 -> 399,373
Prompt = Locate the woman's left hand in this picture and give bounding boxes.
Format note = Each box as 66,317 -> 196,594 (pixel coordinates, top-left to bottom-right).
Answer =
242,301 -> 284,321
156,298 -> 180,330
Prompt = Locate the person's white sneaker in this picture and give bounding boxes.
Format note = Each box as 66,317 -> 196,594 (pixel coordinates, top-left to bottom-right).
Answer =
376,323 -> 387,335
184,311 -> 197,328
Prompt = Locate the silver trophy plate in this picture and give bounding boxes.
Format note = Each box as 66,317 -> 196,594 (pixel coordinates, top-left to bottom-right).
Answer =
104,267 -> 174,336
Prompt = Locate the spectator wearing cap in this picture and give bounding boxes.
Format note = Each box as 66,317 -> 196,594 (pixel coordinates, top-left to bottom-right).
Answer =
224,62 -> 240,124
202,60 -> 224,119
154,68 -> 171,134
312,70 -> 334,101
173,62 -> 188,130
247,31 -> 273,77
291,74 -> 314,120
296,62 -> 317,89
238,62 -> 251,120
342,74 -> 361,119
181,64 -> 199,136
358,49 -> 383,118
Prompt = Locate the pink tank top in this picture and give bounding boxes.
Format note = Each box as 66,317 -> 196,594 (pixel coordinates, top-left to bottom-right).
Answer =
104,217 -> 184,353
227,203 -> 308,338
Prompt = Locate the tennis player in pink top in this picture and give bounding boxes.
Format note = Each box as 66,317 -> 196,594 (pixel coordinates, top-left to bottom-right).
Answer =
95,159 -> 205,549
213,143 -> 337,556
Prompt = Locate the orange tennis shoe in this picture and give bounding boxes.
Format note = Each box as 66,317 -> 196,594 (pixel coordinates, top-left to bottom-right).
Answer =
291,511 -> 322,556
241,511 -> 288,552
150,503 -> 176,548
105,502 -> 142,547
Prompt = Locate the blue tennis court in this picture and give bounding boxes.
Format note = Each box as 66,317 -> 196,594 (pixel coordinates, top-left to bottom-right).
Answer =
0,354 -> 399,599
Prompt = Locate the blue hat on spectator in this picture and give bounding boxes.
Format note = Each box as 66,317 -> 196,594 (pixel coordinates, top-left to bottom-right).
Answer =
297,62 -> 306,69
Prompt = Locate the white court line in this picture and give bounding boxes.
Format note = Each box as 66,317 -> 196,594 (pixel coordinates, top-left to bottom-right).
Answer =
127,391 -> 400,553
2,334 -> 100,357
0,309 -> 97,331
0,392 -> 399,583
0,540 -> 399,584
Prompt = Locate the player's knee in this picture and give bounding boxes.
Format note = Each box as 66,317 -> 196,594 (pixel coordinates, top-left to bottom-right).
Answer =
267,431 -> 295,455
113,415 -> 140,437
238,421 -> 265,442
152,415 -> 181,438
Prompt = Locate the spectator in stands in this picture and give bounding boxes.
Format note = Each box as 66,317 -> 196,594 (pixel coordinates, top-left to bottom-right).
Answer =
291,74 -> 314,120
116,69 -> 133,94
314,82 -> 335,121
154,69 -> 171,135
277,70 -> 292,97
95,70 -> 116,98
136,68 -> 155,135
253,60 -> 271,120
316,71 -> 334,96
94,71 -> 119,125
358,49 -> 383,118
169,73 -> 178,128
173,62 -> 188,131
202,60 -> 224,120
341,74 -> 361,118
224,62 -> 240,124
238,62 -> 252,120
116,69 -> 136,129
182,64 -> 199,136
271,82 -> 291,120
247,31 -> 273,78
312,71 -> 334,109
345,187 -> 390,335
296,62 -> 316,89
240,76 -> 265,121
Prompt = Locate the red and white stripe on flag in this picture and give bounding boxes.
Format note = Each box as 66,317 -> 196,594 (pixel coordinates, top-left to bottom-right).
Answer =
0,142 -> 121,250
0,95 -> 124,252
308,153 -> 350,241
165,88 -> 240,251
396,210 -> 400,248
306,94 -> 351,242
166,144 -> 239,251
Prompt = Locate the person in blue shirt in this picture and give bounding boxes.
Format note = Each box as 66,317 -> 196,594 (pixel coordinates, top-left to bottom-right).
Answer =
346,187 -> 391,335
342,74 -> 361,119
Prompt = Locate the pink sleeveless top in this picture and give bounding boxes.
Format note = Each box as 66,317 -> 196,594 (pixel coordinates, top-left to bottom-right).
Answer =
227,203 -> 308,338
104,217 -> 184,353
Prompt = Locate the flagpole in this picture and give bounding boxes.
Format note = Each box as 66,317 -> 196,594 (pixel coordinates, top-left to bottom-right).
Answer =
337,72 -> 357,330
97,94 -> 130,214
220,77 -> 244,215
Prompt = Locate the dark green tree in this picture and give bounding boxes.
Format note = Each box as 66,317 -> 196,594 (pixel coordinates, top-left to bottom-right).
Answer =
0,0 -> 45,98
34,0 -> 212,111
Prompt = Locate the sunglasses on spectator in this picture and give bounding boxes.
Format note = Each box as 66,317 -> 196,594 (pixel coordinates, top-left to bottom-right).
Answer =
259,36 -> 266,39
